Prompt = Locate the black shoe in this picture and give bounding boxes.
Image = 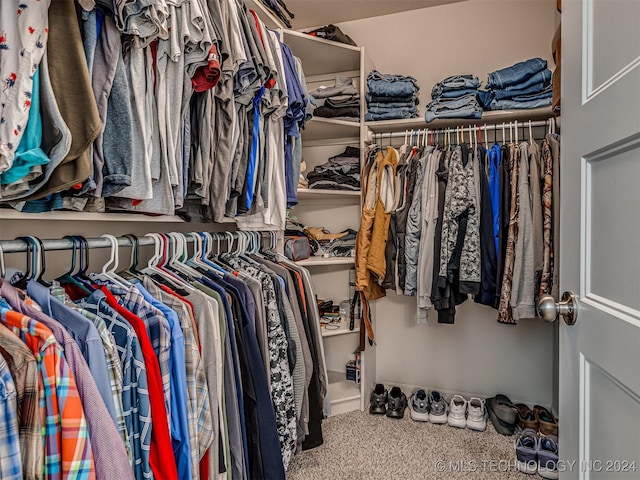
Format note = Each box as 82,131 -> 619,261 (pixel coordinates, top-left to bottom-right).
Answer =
369,383 -> 388,415
486,394 -> 518,435
386,387 -> 408,419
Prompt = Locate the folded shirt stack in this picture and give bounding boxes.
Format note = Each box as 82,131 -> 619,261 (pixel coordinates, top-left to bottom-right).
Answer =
425,74 -> 486,122
309,76 -> 360,121
365,70 -> 420,121
306,146 -> 361,191
480,58 -> 553,110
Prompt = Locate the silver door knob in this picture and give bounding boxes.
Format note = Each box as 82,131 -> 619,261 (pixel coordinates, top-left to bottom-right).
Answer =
537,291 -> 578,325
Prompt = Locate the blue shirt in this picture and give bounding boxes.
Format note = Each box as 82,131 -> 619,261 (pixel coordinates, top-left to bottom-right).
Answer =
77,290 -> 153,480
133,282 -> 191,480
489,143 -> 502,260
26,280 -> 117,424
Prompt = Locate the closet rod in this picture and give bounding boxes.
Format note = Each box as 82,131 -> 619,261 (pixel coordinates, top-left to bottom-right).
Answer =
0,232 -> 272,254
368,118 -> 551,141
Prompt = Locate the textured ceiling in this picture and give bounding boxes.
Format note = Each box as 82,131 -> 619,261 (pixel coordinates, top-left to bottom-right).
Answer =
282,0 -> 465,29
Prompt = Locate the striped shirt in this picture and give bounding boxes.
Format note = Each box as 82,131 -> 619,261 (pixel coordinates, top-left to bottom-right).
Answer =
0,306 -> 95,479
77,291 -> 153,480
50,286 -> 131,464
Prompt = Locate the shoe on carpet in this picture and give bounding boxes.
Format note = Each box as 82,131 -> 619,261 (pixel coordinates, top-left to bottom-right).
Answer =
409,389 -> 430,422
369,383 -> 387,415
487,394 -> 518,435
386,387 -> 408,419
515,403 -> 539,431
533,405 -> 558,436
428,391 -> 448,424
515,428 -> 539,475
466,397 -> 487,431
447,394 -> 467,428
537,434 -> 559,480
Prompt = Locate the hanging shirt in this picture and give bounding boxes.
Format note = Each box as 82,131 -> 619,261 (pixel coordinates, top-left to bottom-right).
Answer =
78,290 -> 153,480
0,304 -> 95,480
0,322 -> 42,480
49,285 -> 131,464
0,351 -> 22,480
98,287 -> 178,480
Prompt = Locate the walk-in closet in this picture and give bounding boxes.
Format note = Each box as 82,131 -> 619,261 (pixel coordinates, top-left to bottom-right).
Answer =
0,0 -> 638,478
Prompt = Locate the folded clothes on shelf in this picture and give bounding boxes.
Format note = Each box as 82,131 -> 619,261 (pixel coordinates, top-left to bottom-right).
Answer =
482,58 -> 553,110
365,70 -> 420,121
305,146 -> 361,191
426,74 -> 483,122
309,76 -> 360,120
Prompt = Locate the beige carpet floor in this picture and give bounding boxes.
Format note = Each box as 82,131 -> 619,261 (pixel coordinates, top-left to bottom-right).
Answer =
287,409 -> 545,480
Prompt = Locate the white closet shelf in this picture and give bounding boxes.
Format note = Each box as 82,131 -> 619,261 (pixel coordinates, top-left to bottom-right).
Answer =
296,188 -> 360,202
296,256 -> 355,266
327,370 -> 361,404
282,30 -> 362,77
322,325 -> 360,338
244,0 -> 286,30
302,117 -> 361,141
0,209 -> 237,223
365,106 -> 555,133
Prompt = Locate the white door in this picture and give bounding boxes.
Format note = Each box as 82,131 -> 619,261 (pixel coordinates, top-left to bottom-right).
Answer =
560,0 -> 640,478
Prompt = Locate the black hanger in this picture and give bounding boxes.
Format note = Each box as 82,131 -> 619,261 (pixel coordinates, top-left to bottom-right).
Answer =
119,234 -> 143,279
56,236 -> 92,295
73,236 -> 95,290
33,237 -> 52,287
12,237 -> 35,289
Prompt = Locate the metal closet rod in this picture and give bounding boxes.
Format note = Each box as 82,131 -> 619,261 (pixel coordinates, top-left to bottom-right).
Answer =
0,231 -> 271,254
369,118 -> 552,140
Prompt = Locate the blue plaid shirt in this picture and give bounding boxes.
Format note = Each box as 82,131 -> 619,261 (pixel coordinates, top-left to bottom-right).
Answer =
0,353 -> 21,480
77,290 -> 153,480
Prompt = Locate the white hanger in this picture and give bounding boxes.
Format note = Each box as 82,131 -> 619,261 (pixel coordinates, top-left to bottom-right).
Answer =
529,120 -> 533,145
89,234 -> 128,287
515,120 -> 519,144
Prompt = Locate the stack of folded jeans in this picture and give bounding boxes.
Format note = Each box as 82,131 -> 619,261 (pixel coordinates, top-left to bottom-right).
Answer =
481,58 -> 553,110
306,146 -> 360,191
309,76 -> 360,121
365,70 -> 420,121
425,74 -> 484,122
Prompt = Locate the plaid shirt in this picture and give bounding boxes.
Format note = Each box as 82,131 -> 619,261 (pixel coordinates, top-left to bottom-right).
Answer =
0,352 -> 22,480
50,286 -> 131,464
77,291 -> 153,480
102,284 -> 172,427
146,282 -> 213,479
0,323 -> 42,480
0,306 -> 95,479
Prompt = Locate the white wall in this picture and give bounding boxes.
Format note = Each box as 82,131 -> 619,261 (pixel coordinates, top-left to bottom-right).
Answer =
337,0 -> 558,406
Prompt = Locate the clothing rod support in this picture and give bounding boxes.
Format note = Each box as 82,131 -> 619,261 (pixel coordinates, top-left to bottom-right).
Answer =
0,232 -> 272,254
367,119 -> 551,141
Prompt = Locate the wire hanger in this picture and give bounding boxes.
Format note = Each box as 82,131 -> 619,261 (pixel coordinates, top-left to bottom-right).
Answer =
0,241 -> 5,279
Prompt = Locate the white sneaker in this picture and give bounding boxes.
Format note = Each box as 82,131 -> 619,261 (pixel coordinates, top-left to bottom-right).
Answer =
447,395 -> 467,428
466,397 -> 487,431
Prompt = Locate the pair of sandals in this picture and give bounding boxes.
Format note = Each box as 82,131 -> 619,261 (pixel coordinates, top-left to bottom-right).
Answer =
516,403 -> 558,436
487,394 -> 558,437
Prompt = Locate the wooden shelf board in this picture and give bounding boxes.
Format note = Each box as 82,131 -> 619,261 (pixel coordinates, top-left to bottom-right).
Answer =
296,256 -> 355,266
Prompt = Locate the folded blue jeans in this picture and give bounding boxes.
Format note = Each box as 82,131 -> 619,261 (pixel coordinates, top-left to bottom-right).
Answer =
431,75 -> 480,97
434,87 -> 480,99
365,110 -> 418,121
489,97 -> 552,110
494,80 -> 551,100
367,101 -> 419,110
425,93 -> 482,122
487,58 -> 547,89
367,70 -> 419,97
365,93 -> 418,104
511,87 -> 552,102
492,69 -> 551,94
367,105 -> 418,115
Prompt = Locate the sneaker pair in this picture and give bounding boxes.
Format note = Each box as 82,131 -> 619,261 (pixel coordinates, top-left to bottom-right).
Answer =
447,395 -> 487,431
369,384 -> 407,419
515,428 -> 559,479
409,389 -> 448,424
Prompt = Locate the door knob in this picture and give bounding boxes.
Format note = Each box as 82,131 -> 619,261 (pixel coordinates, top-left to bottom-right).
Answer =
537,291 -> 578,325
